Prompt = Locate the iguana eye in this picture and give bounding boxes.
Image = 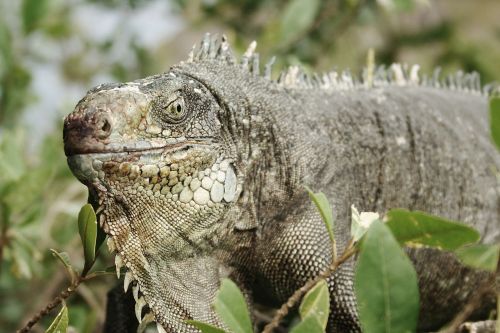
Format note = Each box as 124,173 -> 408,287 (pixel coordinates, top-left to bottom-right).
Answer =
163,97 -> 186,123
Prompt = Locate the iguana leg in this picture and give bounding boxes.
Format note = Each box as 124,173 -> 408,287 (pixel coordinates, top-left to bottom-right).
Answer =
105,282 -> 138,333
254,204 -> 360,333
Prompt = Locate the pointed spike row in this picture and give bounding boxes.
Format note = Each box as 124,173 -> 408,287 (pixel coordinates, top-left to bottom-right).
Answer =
311,73 -> 321,88
391,63 -> 406,86
115,255 -> 123,279
107,237 -> 115,253
95,205 -> 104,215
456,70 -> 464,90
463,72 -> 473,92
472,72 -> 481,92
157,322 -> 168,333
183,34 -> 485,96
124,271 -> 133,292
251,53 -> 260,76
402,63 -> 410,81
447,74 -> 456,90
341,70 -> 354,89
216,34 -> 235,64
217,35 -> 229,57
99,213 -> 105,227
281,66 -> 300,87
264,56 -> 276,80
136,313 -> 155,333
432,67 -> 442,88
409,64 -> 420,85
374,65 -> 388,86
195,33 -> 211,60
244,41 -> 257,59
277,71 -> 285,84
187,44 -> 196,63
135,296 -> 146,322
328,71 -> 339,87
241,41 -> 257,70
133,283 -> 140,302
208,34 -> 218,59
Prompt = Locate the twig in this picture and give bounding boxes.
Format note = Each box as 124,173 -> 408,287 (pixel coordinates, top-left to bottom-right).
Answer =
16,255 -> 104,332
439,275 -> 496,333
261,240 -> 356,333
16,276 -> 84,333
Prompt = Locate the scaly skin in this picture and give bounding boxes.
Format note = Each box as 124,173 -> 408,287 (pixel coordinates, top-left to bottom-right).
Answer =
63,35 -> 499,333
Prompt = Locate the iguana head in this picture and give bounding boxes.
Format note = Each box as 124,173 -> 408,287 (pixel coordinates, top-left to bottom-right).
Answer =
63,37 -> 245,331
63,34 -> 293,331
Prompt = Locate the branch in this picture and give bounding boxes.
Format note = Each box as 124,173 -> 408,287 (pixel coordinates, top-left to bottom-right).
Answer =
16,258 -> 104,332
16,276 -> 83,333
439,275 -> 496,333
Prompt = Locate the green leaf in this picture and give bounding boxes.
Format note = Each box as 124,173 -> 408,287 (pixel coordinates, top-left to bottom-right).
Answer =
213,279 -> 253,333
306,188 -> 335,244
298,279 -> 330,329
386,209 -> 480,250
490,96 -> 500,150
355,220 -> 419,333
50,249 -> 76,282
21,0 -> 50,34
290,315 -> 324,333
280,0 -> 321,45
455,244 -> 500,272
77,204 -> 97,272
45,304 -> 69,333
186,320 -> 227,333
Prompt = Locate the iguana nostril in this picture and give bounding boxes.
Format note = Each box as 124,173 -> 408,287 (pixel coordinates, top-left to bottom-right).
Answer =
97,115 -> 112,139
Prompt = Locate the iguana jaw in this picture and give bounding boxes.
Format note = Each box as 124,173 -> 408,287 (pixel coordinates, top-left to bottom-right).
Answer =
67,141 -> 238,331
65,139 -> 211,185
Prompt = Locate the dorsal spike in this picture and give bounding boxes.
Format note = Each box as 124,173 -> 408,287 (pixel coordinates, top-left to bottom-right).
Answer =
447,74 -> 456,90
251,53 -> 260,76
277,71 -> 285,84
241,41 -> 257,70
432,67 -> 442,88
472,72 -> 481,92
455,70 -> 464,90
312,73 -> 322,88
216,35 -> 228,58
421,74 -> 429,86
328,71 -> 339,87
341,70 -> 354,89
409,64 -> 420,85
208,34 -> 219,59
264,56 -> 276,80
374,65 -> 388,85
195,33 -> 211,60
244,41 -> 257,58
391,64 -> 406,86
187,44 -> 196,63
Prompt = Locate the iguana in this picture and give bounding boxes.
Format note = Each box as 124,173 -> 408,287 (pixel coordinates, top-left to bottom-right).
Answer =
63,34 -> 499,333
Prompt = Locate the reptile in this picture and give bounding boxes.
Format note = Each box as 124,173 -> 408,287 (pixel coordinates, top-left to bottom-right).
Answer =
63,34 -> 499,333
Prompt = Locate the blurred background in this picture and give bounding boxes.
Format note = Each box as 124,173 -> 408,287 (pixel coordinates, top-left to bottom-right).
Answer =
0,0 -> 499,332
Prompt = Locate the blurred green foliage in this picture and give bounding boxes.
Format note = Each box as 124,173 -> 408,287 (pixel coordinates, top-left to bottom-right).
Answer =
0,0 -> 499,332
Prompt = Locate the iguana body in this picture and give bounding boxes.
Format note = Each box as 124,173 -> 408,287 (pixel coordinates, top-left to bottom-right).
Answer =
63,35 -> 499,333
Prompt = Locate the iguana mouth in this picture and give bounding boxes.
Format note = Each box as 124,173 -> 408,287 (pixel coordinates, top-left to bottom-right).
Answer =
64,139 -> 212,157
